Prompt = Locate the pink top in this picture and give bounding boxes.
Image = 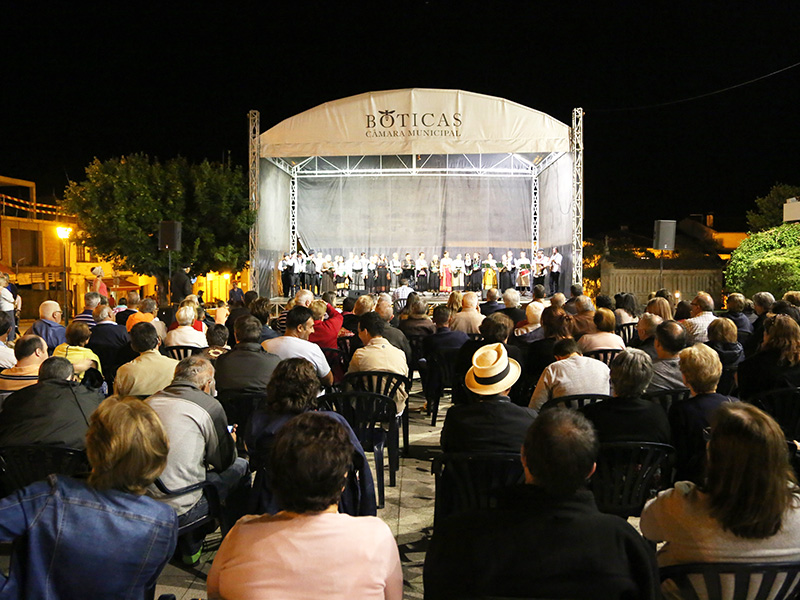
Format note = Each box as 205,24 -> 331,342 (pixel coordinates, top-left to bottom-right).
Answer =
207,511 -> 403,600
94,278 -> 108,299
578,331 -> 626,353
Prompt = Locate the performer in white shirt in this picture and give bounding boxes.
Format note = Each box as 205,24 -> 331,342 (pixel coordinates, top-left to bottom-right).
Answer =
415,252 -> 428,292
516,251 -> 531,293
549,247 -> 563,295
390,253 -> 402,290
452,253 -> 465,291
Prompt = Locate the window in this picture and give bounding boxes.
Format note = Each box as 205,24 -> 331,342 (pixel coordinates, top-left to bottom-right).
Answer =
10,229 -> 40,266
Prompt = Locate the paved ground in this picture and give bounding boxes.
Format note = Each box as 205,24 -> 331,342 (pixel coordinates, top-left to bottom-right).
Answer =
154,382 -> 442,600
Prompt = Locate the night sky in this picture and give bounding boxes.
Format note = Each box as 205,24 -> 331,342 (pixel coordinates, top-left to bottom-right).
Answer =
3,3 -> 799,236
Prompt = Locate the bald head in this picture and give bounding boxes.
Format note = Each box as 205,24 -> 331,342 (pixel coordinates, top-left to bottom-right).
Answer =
463,292 -> 479,310
39,301 -> 62,322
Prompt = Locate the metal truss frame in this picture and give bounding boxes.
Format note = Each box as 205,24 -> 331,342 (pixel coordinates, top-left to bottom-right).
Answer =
571,107 -> 584,286
248,110 -> 261,293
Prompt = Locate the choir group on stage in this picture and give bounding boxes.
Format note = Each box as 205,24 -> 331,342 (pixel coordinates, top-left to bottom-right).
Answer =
278,247 -> 563,297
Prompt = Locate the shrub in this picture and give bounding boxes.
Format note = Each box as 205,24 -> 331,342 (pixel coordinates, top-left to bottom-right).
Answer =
726,223 -> 800,298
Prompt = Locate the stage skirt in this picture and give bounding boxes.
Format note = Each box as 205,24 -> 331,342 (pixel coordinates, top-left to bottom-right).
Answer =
321,272 -> 335,294
470,270 -> 482,291
376,267 -> 389,293
417,274 -> 428,291
452,271 -> 464,291
440,267 -> 453,292
482,269 -> 497,290
517,269 -> 530,288
429,271 -> 440,292
499,270 -> 513,292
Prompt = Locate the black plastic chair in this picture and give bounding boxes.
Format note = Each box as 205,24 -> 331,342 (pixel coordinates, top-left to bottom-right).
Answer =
660,561 -> 800,600
585,348 -> 623,365
0,445 -> 90,497
405,334 -> 428,385
540,393 -> 611,411
431,452 -> 524,526
644,387 -> 691,413
752,387 -> 800,440
322,347 -> 348,386
319,391 -> 398,508
591,441 -> 675,518
427,348 -> 459,426
616,322 -> 638,346
467,333 -> 483,342
344,370 -> 412,457
163,345 -> 204,360
337,336 -> 358,363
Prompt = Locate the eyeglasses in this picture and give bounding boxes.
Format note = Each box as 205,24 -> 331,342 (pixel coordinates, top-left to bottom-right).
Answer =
702,426 -> 712,442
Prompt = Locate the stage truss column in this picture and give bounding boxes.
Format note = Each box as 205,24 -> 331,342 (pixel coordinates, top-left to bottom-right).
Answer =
531,174 -> 539,257
290,174 -> 298,252
571,107 -> 584,285
248,110 -> 261,294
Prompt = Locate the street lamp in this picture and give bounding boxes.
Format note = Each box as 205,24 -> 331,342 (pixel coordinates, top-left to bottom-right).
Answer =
56,227 -> 72,321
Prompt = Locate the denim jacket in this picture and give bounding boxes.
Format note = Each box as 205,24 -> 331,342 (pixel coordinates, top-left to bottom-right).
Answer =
0,475 -> 177,600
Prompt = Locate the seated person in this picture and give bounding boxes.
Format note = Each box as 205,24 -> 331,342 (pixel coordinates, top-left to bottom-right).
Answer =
114,322 -> 179,397
200,323 -> 231,364
424,408 -> 659,600
670,343 -> 735,483
0,311 -> 17,369
631,312 -> 662,360
165,305 -> 209,348
581,348 -> 670,444
398,299 -> 436,338
263,306 -> 334,388
88,304 -> 131,388
441,343 -> 536,453
248,297 -> 279,342
577,307 -> 626,353
307,298 -> 343,350
53,321 -> 103,381
27,300 -> 66,354
246,357 -> 375,516
215,315 -> 280,401
0,334 -> 47,392
738,314 -> 800,400
705,317 -> 744,395
0,357 -> 103,449
0,396 -> 177,598
642,403 -> 800,597
529,338 -> 611,410
146,356 -> 250,564
647,320 -> 687,393
208,412 -> 402,600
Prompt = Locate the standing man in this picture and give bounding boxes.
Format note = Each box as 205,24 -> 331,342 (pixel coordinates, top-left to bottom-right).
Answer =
229,280 -> 245,305
171,266 -> 193,304
549,247 -> 562,296
278,254 -> 293,298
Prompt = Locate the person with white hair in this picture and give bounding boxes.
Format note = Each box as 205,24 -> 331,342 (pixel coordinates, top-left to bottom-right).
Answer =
165,306 -> 209,348
450,292 -> 485,334
72,291 -> 103,329
27,300 -> 67,354
499,288 -> 526,325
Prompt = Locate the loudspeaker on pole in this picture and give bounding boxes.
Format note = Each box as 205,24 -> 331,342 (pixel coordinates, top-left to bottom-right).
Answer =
653,220 -> 676,251
159,221 -> 182,252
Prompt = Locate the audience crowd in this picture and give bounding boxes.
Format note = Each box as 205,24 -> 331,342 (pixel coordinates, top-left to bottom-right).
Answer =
2,280 -> 800,599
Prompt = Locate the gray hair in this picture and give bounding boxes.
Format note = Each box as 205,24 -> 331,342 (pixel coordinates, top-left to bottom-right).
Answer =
127,291 -> 141,306
502,288 -> 521,308
610,348 -> 653,398
84,291 -> 103,309
638,312 -> 663,339
753,291 -> 775,311
575,295 -> 595,313
175,305 -> 195,326
93,304 -> 114,322
173,356 -> 214,387
462,292 -> 479,309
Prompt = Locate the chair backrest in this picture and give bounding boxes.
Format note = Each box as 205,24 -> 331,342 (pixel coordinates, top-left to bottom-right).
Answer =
337,336 -> 357,361
394,298 -> 407,313
752,387 -> 800,440
467,333 -> 483,342
431,452 -> 525,526
585,348 -> 623,365
406,335 -> 428,370
152,477 -> 220,534
344,370 -> 411,400
616,322 -> 638,346
0,445 -> 90,497
644,387 -> 691,413
319,391 -> 397,452
591,441 -> 675,517
428,349 -> 459,394
164,345 -> 203,360
322,347 -> 348,384
541,394 -> 611,411
660,561 -> 800,600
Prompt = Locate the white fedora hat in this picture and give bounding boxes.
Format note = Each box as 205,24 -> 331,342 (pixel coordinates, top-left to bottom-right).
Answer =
465,343 -> 521,396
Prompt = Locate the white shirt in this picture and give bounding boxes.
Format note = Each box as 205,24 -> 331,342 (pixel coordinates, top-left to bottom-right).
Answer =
262,336 -> 331,378
0,341 -> 16,369
165,326 -> 208,348
529,354 -> 611,410
550,251 -> 563,273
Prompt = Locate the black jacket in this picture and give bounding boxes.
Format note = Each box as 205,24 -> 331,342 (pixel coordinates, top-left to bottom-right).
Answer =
87,322 -> 131,386
424,485 -> 659,600
0,379 -> 103,449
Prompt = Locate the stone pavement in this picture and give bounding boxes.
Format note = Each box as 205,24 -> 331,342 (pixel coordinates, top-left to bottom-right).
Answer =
154,383 -> 443,600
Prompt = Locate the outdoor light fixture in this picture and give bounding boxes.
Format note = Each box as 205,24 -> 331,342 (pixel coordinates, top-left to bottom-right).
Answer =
56,226 -> 72,239
223,273 -> 231,280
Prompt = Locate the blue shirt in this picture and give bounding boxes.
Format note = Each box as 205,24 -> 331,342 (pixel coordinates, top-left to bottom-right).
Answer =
28,318 -> 66,355
0,475 -> 178,599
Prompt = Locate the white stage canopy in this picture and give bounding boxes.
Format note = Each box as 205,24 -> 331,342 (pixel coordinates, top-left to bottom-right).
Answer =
249,89 -> 583,297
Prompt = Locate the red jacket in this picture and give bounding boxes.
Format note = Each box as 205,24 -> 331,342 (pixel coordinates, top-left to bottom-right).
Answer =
309,303 -> 344,349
